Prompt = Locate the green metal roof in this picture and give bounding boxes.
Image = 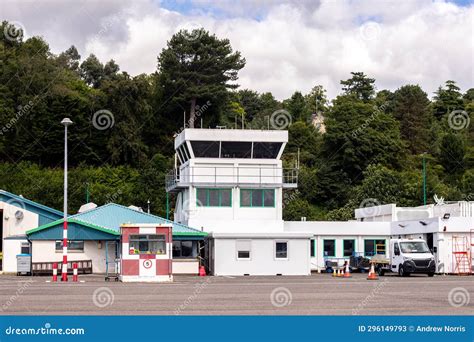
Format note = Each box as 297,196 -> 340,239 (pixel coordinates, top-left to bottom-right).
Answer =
26,203 -> 207,239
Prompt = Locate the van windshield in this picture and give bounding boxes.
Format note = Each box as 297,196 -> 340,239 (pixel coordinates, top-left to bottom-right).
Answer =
400,241 -> 430,253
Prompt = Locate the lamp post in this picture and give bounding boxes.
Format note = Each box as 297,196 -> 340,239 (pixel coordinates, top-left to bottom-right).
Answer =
61,118 -> 73,281
422,152 -> 427,206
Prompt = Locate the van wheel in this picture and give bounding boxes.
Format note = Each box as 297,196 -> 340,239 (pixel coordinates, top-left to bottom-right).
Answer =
427,272 -> 435,277
377,268 -> 385,276
398,266 -> 406,277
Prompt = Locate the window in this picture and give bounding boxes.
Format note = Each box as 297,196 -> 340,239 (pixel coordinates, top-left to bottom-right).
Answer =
173,241 -> 197,258
400,241 -> 430,254
252,142 -> 282,159
343,240 -> 355,257
310,239 -> 316,257
364,239 -> 386,256
323,239 -> 335,257
236,240 -> 251,260
129,234 -> 166,255
190,141 -> 220,158
21,242 -> 30,254
240,189 -> 275,207
55,240 -> 84,252
275,241 -> 288,259
196,188 -> 232,207
221,142 -> 252,158
394,242 -> 400,255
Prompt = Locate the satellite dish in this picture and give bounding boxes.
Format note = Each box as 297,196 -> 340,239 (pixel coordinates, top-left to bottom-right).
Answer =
15,210 -> 24,220
78,202 -> 97,213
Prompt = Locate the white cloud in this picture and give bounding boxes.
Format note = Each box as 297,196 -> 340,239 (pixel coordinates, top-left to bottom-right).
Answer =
2,0 -> 473,99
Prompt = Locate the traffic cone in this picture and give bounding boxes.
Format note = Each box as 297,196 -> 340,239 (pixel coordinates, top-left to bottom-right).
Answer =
337,268 -> 342,277
199,266 -> 206,277
367,263 -> 379,280
52,262 -> 58,282
341,268 -> 345,277
332,268 -> 337,277
344,262 -> 352,278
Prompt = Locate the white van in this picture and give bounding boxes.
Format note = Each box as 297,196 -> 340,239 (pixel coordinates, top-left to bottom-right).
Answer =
375,239 -> 436,277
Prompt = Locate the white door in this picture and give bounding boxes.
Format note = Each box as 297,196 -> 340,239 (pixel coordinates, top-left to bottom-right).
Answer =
391,241 -> 402,272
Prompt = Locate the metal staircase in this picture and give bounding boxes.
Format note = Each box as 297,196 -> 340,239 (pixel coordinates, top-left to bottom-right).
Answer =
452,235 -> 471,275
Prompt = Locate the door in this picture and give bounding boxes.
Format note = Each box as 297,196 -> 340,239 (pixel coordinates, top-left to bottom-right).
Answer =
391,241 -> 402,272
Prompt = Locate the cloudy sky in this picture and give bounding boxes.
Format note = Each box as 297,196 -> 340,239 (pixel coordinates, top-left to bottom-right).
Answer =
2,0 -> 473,100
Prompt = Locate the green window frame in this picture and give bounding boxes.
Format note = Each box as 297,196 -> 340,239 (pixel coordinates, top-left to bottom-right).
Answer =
310,239 -> 316,257
343,239 -> 355,257
240,189 -> 275,207
364,239 -> 386,256
323,239 -> 336,257
196,188 -> 232,207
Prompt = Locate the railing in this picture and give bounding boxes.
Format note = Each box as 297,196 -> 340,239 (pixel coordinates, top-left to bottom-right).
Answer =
32,260 -> 92,275
166,166 -> 298,191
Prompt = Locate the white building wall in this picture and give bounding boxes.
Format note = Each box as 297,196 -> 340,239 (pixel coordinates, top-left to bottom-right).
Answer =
212,236 -> 310,276
173,260 -> 199,274
3,239 -> 28,273
186,186 -> 284,233
32,240 -> 116,273
0,202 -> 39,237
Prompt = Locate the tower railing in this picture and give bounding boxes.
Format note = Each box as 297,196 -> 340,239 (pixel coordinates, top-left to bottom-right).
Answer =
165,166 -> 298,191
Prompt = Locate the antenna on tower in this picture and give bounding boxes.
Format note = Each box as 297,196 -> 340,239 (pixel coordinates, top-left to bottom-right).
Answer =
183,111 -> 186,128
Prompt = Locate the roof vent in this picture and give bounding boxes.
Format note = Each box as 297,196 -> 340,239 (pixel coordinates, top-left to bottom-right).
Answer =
78,202 -> 97,213
128,205 -> 143,212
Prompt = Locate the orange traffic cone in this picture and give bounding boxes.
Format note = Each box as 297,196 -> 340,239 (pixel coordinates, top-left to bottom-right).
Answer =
344,262 -> 352,278
199,266 -> 206,277
367,263 -> 379,280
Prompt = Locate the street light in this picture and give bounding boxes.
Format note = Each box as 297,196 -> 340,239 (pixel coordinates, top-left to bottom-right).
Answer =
422,152 -> 427,206
61,117 -> 72,281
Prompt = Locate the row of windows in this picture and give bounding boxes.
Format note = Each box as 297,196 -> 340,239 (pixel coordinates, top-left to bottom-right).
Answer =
310,239 -> 387,258
191,141 -> 282,159
236,240 -> 288,260
196,188 -> 275,208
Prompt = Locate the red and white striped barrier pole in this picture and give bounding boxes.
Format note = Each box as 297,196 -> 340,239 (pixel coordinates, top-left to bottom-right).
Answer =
61,220 -> 68,282
52,262 -> 58,282
72,263 -> 78,282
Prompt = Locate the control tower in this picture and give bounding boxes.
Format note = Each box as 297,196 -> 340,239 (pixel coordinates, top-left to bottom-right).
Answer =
165,128 -> 298,233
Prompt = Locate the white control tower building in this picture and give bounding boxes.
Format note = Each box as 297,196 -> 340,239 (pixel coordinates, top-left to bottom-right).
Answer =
166,128 -> 298,233
166,128 -> 311,276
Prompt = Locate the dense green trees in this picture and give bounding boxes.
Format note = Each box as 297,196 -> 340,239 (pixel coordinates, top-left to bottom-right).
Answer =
0,21 -> 472,220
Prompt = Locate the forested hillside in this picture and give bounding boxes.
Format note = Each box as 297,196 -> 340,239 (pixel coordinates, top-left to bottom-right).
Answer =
1,21 -> 472,220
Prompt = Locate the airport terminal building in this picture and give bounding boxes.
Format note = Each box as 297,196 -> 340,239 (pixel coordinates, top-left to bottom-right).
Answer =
0,128 -> 472,277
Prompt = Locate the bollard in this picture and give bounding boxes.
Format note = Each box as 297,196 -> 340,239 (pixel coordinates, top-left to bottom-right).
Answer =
52,262 -> 58,282
72,263 -> 78,282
